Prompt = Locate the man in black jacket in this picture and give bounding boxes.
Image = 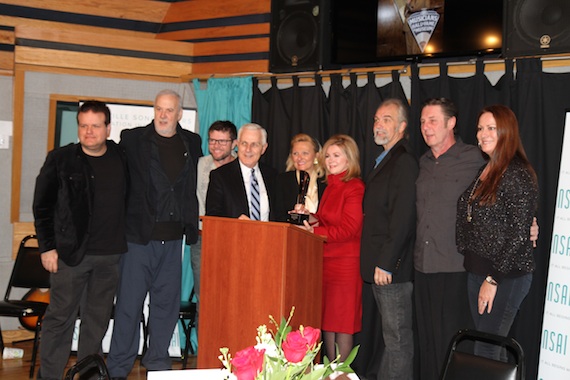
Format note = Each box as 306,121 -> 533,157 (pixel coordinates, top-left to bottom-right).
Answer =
206,123 -> 276,221
106,90 -> 202,378
358,98 -> 418,380
33,101 -> 127,380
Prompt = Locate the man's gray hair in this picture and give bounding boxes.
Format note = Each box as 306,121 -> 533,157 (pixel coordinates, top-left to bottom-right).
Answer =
238,123 -> 267,145
378,98 -> 408,125
155,89 -> 182,111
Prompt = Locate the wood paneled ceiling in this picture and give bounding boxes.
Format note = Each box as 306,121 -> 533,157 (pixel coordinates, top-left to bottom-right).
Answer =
0,0 -> 272,76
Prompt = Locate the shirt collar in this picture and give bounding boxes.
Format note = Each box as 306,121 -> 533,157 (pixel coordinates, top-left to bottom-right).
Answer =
425,136 -> 467,160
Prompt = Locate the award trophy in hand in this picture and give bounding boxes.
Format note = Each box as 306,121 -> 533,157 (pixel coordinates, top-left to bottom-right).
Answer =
287,170 -> 311,225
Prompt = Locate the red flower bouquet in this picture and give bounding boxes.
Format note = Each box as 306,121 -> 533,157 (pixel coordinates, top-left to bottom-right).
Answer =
219,307 -> 358,380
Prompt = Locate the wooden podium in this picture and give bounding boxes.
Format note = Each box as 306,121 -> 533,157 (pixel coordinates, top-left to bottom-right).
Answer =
197,216 -> 325,368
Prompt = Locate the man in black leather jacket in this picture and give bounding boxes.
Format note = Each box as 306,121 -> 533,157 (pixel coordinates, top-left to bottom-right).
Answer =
106,89 -> 202,379
33,100 -> 127,380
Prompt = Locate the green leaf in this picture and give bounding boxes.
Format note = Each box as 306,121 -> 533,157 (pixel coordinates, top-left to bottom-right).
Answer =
302,367 -> 328,380
342,344 -> 360,367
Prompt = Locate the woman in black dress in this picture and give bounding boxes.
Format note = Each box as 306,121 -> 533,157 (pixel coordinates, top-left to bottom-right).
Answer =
274,133 -> 326,222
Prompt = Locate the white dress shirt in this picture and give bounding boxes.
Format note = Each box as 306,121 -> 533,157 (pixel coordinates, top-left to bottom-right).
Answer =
239,161 -> 270,221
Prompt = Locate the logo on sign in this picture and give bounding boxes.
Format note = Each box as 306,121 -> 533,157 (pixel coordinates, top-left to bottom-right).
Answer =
407,9 -> 440,53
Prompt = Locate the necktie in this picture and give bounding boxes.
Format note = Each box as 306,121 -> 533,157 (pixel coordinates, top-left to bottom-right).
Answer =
250,168 -> 260,220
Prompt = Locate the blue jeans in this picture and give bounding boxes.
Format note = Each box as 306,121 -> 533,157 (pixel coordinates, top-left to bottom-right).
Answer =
371,281 -> 414,380
467,272 -> 532,361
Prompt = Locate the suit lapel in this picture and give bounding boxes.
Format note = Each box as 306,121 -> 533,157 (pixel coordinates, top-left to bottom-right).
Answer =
230,160 -> 249,215
367,150 -> 391,184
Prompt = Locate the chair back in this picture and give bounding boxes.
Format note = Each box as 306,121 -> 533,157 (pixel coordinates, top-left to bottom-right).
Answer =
5,235 -> 50,300
440,329 -> 524,380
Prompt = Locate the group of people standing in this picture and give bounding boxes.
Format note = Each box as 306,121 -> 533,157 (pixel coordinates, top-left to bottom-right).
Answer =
272,97 -> 538,380
31,89 -> 538,380
33,90 -> 202,380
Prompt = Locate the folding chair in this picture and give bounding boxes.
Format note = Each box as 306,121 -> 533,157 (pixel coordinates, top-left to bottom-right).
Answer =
0,235 -> 50,378
179,286 -> 197,368
440,329 -> 524,380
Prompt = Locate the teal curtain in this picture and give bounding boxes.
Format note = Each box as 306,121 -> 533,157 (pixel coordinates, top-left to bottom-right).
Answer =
181,76 -> 252,354
193,76 -> 253,154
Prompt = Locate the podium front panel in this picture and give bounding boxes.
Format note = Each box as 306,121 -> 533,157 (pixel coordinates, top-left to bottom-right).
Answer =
197,217 -> 323,368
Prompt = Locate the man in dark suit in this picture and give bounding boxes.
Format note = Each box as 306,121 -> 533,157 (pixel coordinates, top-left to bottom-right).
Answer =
358,98 -> 418,380
206,123 -> 276,220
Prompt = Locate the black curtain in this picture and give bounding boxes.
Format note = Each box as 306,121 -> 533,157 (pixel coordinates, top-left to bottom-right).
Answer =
507,59 -> 568,380
252,75 -> 328,172
253,71 -> 408,177
251,60 -> 570,379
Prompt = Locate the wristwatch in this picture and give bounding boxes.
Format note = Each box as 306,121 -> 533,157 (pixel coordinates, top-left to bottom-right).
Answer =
485,275 -> 498,286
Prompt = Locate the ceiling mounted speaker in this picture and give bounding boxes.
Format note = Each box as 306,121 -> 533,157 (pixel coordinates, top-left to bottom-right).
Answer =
269,0 -> 334,73
504,0 -> 570,57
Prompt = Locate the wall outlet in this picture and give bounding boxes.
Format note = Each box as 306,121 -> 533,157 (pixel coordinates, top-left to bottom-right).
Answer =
0,135 -> 9,149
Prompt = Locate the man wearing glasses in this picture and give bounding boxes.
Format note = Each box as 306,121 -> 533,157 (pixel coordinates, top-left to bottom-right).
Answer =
192,120 -> 238,333
206,123 -> 277,221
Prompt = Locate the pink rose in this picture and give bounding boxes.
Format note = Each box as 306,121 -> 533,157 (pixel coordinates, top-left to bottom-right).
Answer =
282,330 -> 310,363
231,346 -> 265,380
301,326 -> 321,349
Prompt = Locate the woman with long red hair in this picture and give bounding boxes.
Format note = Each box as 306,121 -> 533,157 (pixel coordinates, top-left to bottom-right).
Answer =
456,104 -> 539,361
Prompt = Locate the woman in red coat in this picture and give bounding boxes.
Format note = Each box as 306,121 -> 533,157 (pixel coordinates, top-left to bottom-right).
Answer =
301,134 -> 365,361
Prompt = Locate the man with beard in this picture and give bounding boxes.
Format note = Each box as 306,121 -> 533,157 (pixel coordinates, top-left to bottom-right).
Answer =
107,89 -> 202,379
192,120 -> 237,334
358,98 -> 418,380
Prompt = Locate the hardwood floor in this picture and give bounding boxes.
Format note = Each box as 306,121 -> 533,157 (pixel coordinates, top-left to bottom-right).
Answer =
0,339 -> 197,379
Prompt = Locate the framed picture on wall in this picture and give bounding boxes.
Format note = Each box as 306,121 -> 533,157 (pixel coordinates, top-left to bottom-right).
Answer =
53,99 -> 197,148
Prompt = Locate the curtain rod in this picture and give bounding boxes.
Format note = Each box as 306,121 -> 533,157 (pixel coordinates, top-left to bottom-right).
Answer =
186,54 -> 570,81
187,67 -> 408,82
253,66 -> 408,80
416,54 -> 570,67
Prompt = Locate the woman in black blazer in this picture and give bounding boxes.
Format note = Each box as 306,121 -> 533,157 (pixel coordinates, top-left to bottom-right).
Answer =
274,133 -> 326,222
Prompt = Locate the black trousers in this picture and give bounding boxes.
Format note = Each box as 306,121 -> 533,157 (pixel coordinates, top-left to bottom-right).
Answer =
414,271 -> 474,380
38,254 -> 121,380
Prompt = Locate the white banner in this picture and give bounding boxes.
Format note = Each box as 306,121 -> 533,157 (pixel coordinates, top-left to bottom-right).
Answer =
106,103 -> 197,142
62,102 -> 197,147
538,112 -> 570,378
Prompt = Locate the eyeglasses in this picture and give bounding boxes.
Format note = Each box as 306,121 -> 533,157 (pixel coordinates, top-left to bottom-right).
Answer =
208,138 -> 233,146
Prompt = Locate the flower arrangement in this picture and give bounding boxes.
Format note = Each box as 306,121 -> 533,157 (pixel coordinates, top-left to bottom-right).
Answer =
219,307 -> 358,380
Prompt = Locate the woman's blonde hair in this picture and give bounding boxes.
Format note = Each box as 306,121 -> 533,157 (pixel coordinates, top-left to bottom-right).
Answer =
322,134 -> 361,182
285,133 -> 325,177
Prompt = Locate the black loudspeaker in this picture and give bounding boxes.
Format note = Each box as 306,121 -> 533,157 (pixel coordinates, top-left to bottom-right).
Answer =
269,0 -> 334,73
504,0 -> 570,58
